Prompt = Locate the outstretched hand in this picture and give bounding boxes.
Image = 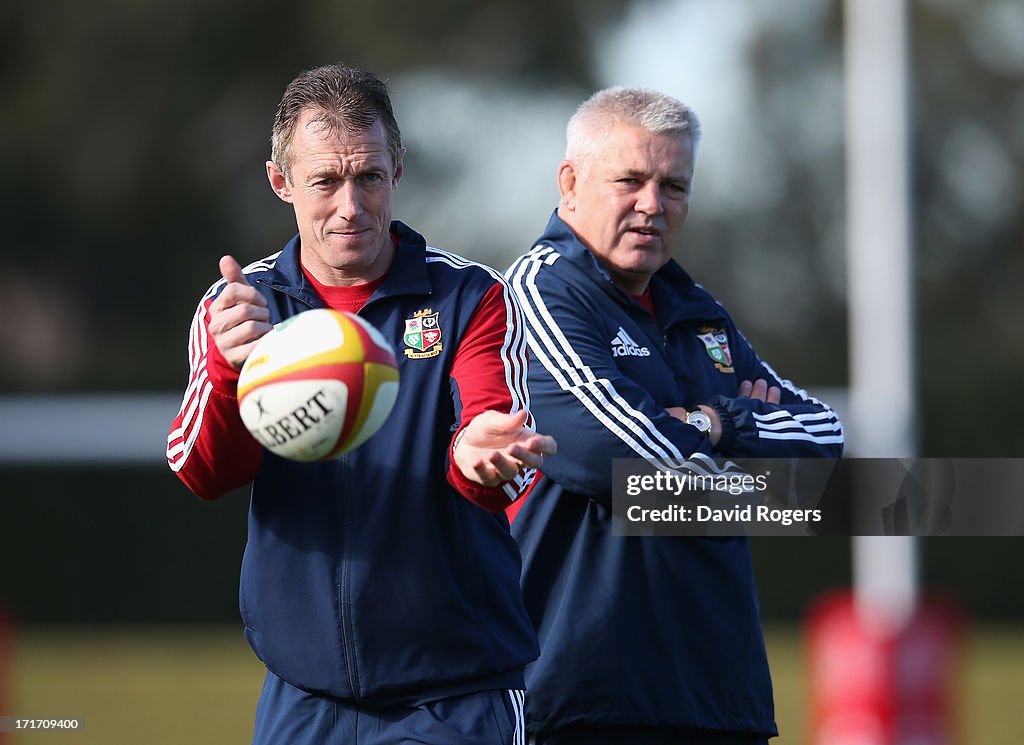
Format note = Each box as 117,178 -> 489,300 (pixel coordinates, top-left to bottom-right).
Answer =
207,255 -> 273,369
453,410 -> 558,488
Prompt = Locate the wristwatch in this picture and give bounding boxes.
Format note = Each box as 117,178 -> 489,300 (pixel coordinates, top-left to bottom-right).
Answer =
686,410 -> 712,437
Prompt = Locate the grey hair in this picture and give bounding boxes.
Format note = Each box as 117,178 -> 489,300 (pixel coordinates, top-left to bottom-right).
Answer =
565,87 -> 701,172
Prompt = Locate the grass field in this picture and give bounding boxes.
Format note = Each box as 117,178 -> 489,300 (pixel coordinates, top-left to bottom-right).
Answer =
5,624 -> 1024,744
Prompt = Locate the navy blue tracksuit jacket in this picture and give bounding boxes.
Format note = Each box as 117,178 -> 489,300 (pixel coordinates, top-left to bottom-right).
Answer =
505,212 -> 844,737
169,222 -> 539,705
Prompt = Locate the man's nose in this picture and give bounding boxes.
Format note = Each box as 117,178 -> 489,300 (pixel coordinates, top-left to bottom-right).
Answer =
334,182 -> 362,220
634,182 -> 663,216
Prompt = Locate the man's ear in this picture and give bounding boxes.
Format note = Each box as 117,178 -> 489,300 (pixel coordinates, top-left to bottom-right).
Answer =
266,161 -> 293,203
557,160 -> 578,211
392,148 -> 406,189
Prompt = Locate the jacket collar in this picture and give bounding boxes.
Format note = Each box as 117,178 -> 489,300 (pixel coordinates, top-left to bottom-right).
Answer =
257,220 -> 433,307
535,210 -> 725,326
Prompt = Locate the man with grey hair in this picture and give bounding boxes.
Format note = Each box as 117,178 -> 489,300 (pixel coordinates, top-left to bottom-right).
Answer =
169,64 -> 557,744
505,87 -> 843,744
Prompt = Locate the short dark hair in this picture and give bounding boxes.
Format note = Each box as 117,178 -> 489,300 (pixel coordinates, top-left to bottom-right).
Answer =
270,64 -> 403,180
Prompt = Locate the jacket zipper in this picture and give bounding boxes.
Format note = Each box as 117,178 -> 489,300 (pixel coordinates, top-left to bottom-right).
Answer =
257,279 -> 362,695
338,450 -> 360,698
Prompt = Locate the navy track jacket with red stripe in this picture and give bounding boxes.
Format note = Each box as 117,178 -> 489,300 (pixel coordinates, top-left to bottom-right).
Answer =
505,212 -> 844,737
168,221 -> 539,704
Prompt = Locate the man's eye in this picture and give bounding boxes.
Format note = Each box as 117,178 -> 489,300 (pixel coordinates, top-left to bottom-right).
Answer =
362,173 -> 384,183
314,178 -> 336,187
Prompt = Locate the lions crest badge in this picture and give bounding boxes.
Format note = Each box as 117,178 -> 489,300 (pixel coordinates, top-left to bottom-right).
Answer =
404,309 -> 443,359
697,326 -> 734,373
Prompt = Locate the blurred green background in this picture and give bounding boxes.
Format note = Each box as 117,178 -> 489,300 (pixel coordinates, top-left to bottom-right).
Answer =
2,0 -> 1023,742
9,625 -> 1024,744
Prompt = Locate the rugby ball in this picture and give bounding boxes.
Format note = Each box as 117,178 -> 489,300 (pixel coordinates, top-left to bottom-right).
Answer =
236,309 -> 400,461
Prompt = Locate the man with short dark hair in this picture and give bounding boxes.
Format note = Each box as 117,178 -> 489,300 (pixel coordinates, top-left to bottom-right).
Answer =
505,87 -> 843,745
168,64 -> 555,745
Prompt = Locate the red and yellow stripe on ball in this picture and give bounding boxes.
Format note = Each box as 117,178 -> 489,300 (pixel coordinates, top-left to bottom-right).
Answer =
333,360 -> 401,455
237,310 -> 376,401
328,311 -> 399,456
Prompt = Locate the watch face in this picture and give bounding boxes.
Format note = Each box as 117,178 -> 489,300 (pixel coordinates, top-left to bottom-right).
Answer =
687,411 -> 712,433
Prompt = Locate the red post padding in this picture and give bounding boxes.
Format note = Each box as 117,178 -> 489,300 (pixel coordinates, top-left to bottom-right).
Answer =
805,590 -> 965,745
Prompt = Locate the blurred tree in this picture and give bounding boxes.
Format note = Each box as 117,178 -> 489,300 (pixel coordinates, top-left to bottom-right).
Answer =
911,0 -> 1024,457
1,0 -> 1021,461
2,0 -> 1024,628
0,0 -> 628,393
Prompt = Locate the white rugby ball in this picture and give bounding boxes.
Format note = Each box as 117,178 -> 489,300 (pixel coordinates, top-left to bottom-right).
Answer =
236,309 -> 400,461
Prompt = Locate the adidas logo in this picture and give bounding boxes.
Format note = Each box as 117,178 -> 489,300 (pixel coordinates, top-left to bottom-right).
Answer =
611,327 -> 651,358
